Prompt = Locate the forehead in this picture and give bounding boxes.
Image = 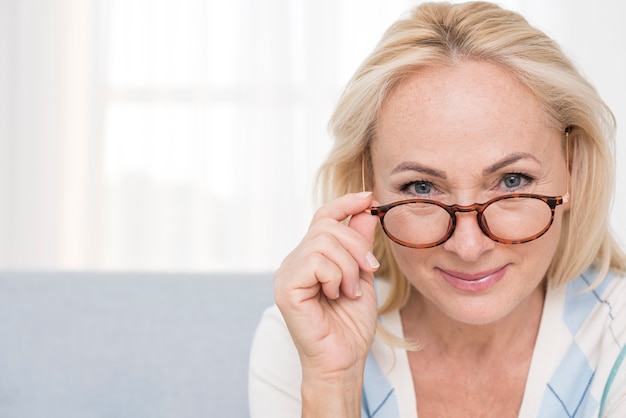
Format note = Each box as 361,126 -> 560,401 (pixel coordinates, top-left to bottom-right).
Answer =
373,60 -> 557,166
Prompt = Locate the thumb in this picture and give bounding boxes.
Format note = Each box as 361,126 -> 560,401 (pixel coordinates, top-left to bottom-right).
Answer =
348,207 -> 380,283
348,204 -> 379,251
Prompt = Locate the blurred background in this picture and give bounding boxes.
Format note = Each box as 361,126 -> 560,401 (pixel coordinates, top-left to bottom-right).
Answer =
0,0 -> 624,273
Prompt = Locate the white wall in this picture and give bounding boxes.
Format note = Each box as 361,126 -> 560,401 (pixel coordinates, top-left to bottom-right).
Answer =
0,0 -> 624,270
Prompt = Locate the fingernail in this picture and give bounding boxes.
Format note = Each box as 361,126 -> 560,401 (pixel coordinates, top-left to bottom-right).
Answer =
366,251 -> 380,269
353,282 -> 362,298
356,191 -> 372,199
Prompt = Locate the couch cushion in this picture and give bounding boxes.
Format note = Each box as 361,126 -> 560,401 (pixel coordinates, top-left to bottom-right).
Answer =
0,271 -> 274,418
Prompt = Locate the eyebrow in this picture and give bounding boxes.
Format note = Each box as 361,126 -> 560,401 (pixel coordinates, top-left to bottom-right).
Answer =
482,152 -> 540,175
390,162 -> 447,179
390,152 -> 540,178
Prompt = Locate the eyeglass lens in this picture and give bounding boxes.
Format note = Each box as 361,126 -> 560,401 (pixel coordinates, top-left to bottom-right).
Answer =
381,196 -> 553,247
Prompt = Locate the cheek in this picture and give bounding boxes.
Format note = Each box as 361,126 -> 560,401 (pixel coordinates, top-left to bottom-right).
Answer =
523,212 -> 564,268
388,244 -> 434,277
498,212 -> 565,285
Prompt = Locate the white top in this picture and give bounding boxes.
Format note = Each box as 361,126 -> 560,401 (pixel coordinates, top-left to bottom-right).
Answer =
249,268 -> 626,417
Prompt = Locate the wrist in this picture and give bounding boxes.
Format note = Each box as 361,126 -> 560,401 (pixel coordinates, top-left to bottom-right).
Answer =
301,367 -> 365,418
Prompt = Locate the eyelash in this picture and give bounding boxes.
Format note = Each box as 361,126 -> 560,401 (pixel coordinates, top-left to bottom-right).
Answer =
400,180 -> 437,197
398,172 -> 536,198
497,172 -> 535,191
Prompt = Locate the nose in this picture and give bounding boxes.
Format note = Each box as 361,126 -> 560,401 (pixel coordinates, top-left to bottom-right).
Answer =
442,211 -> 495,261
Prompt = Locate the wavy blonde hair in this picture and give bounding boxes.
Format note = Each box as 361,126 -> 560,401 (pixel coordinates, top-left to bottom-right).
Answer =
316,1 -> 626,315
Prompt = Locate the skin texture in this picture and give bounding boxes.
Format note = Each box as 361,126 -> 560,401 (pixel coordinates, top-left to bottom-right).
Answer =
274,60 -> 570,417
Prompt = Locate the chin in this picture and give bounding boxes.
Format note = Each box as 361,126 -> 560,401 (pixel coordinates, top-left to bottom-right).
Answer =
443,304 -> 514,326
437,288 -> 541,327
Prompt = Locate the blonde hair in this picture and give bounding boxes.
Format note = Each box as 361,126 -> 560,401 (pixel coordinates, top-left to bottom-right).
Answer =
317,1 -> 626,315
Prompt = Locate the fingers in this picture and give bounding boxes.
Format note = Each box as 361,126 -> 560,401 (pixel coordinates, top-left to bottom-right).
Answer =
310,191 -> 374,226
275,192 -> 380,305
306,234 -> 363,300
311,192 -> 379,275
313,192 -> 380,281
348,210 -> 379,269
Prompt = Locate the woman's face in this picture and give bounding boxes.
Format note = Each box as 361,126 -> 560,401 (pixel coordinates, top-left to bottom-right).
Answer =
371,60 -> 569,325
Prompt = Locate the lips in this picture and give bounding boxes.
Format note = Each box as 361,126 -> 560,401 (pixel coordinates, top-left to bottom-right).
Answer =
439,265 -> 509,292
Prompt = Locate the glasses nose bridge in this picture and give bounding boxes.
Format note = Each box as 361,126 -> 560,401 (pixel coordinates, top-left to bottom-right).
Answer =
448,201 -> 488,217
447,202 -> 490,237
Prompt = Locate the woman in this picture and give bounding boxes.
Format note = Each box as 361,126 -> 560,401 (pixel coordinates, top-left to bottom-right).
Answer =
249,2 -> 626,417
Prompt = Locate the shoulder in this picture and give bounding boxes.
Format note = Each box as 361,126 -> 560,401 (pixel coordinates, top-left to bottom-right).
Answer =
531,268 -> 626,417
561,268 -> 626,343
249,304 -> 301,382
249,305 -> 302,417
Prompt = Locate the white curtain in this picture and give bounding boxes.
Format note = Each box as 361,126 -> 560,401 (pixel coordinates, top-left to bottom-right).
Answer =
1,0 -> 624,272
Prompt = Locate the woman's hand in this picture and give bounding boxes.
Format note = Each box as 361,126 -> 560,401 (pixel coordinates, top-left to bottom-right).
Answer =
274,192 -> 380,391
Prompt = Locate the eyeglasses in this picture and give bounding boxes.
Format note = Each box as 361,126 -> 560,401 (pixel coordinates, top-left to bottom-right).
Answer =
364,127 -> 572,249
368,193 -> 568,248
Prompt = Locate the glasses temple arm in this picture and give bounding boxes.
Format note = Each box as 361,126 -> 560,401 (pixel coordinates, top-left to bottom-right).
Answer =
563,126 -> 571,204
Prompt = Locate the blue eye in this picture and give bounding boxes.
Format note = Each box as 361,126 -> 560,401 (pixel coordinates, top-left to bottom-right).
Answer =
503,175 -> 521,188
403,180 -> 433,196
501,173 -> 532,190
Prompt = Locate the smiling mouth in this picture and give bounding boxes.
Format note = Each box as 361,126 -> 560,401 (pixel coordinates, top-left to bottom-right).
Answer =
439,265 -> 509,291
445,266 -> 506,281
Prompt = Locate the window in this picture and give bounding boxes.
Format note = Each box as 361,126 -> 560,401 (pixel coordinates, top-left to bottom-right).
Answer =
1,0 -> 623,271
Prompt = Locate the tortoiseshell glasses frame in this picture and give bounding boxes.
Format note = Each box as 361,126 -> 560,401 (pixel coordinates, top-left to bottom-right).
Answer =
365,127 -> 572,249
369,193 -> 567,249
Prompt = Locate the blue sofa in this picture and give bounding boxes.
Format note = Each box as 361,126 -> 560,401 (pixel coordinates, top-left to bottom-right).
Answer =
0,271 -> 274,418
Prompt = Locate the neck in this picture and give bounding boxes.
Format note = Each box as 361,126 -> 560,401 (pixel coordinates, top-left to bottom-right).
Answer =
401,283 -> 546,359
